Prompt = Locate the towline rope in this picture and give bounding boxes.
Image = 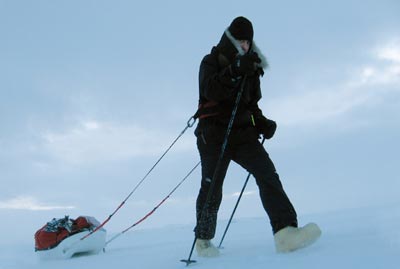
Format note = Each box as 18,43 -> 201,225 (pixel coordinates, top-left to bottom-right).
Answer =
80,116 -> 197,241
104,161 -> 201,249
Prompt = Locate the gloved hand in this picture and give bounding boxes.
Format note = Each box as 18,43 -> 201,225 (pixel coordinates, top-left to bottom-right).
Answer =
231,52 -> 261,77
256,117 -> 277,139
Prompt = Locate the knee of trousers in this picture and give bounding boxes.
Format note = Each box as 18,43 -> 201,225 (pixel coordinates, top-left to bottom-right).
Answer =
254,170 -> 282,188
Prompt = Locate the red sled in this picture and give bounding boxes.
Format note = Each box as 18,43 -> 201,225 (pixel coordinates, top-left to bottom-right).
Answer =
35,216 -> 106,259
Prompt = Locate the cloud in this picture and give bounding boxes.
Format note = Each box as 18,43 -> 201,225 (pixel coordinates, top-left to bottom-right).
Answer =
41,120 -> 194,164
269,40 -> 400,127
377,40 -> 400,63
226,191 -> 257,198
0,196 -> 75,211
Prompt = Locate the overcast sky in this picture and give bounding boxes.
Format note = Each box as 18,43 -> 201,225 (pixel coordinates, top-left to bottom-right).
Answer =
1,0 -> 399,235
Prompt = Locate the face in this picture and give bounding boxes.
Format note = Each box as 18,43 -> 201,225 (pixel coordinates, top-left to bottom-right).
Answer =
239,40 -> 251,53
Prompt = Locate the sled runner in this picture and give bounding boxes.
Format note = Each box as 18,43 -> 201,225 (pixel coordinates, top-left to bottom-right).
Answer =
35,216 -> 106,260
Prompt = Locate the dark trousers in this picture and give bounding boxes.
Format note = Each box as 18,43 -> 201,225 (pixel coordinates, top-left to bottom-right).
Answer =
195,127 -> 297,239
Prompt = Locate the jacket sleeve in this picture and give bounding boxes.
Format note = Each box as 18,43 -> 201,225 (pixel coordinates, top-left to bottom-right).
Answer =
247,80 -> 269,124
247,77 -> 265,118
249,102 -> 266,120
199,54 -> 239,101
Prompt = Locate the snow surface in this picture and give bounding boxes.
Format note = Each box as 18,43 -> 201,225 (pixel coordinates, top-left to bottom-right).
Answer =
1,203 -> 399,269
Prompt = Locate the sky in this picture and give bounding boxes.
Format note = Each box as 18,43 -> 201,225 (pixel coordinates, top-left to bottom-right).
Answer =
0,0 -> 399,238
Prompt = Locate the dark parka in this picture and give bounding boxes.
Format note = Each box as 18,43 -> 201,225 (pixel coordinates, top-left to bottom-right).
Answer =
194,29 -> 297,240
195,30 -> 268,140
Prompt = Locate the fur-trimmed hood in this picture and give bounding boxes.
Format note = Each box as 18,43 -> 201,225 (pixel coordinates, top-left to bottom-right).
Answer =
224,28 -> 269,70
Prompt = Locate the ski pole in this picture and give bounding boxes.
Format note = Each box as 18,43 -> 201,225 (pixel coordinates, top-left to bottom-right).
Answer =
81,116 -> 197,241
103,161 -> 201,250
181,75 -> 247,266
218,137 -> 266,248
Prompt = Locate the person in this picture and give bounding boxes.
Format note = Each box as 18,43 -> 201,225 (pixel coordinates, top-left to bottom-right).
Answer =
193,16 -> 321,257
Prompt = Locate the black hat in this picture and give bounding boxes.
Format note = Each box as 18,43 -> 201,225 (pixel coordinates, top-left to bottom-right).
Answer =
228,16 -> 254,41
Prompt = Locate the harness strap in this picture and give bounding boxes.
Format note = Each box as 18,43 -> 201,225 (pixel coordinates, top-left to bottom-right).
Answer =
194,100 -> 220,119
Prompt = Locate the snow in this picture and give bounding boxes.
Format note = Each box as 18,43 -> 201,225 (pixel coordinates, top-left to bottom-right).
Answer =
1,203 -> 399,269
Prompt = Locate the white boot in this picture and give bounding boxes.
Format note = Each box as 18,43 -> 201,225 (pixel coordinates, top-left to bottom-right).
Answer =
195,239 -> 220,257
274,223 -> 321,253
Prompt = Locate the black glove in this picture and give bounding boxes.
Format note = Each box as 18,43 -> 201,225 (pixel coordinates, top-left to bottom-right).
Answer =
256,117 -> 277,139
231,52 -> 261,77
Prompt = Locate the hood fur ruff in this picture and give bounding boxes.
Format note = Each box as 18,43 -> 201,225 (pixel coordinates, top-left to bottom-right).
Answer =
224,28 -> 269,70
